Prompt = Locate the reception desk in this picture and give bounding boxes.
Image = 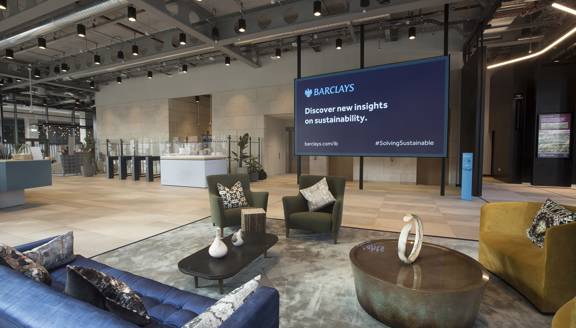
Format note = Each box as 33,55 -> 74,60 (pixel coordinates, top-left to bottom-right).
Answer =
0,160 -> 52,208
160,155 -> 227,188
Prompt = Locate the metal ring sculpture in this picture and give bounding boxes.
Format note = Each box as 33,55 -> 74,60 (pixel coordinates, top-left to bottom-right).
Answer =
397,214 -> 423,264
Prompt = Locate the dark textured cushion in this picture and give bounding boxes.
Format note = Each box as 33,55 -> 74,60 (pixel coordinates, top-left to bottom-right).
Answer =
24,231 -> 75,270
0,244 -> 51,285
217,181 -> 249,209
65,265 -> 151,326
65,265 -> 107,309
527,199 -> 576,247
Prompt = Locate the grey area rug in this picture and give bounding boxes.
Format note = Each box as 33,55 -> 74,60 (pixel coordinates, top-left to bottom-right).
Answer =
93,218 -> 552,328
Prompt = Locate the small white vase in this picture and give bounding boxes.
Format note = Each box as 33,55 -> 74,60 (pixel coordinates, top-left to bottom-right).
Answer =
208,232 -> 228,258
231,229 -> 244,247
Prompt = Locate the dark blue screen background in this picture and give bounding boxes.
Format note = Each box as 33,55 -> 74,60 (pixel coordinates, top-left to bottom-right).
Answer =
294,56 -> 449,157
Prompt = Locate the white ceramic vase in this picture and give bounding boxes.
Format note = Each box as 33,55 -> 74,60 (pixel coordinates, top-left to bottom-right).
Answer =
397,214 -> 424,264
231,229 -> 244,247
208,232 -> 228,258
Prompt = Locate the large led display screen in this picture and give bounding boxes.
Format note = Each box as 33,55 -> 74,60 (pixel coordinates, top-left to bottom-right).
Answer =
294,56 -> 449,157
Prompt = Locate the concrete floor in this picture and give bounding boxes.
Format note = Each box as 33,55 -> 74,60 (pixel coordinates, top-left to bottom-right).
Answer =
1,174 -> 575,257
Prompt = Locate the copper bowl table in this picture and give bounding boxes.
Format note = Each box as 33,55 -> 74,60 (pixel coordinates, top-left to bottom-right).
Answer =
350,239 -> 489,328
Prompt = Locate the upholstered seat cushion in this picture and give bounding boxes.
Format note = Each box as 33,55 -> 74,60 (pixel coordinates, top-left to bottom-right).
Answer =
50,256 -> 215,328
287,212 -> 332,232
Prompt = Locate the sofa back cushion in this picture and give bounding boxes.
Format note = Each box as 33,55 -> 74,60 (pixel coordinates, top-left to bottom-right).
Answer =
24,231 -> 75,270
527,199 -> 576,247
0,244 -> 51,285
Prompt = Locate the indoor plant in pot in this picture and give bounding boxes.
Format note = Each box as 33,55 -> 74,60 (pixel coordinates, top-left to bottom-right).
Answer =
232,133 -> 250,174
245,156 -> 262,182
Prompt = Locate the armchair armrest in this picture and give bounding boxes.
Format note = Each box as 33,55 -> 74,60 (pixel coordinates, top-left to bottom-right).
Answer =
251,191 -> 269,211
480,202 -> 542,237
543,222 -> 576,303
331,199 -> 344,233
282,195 -> 308,220
209,194 -> 226,227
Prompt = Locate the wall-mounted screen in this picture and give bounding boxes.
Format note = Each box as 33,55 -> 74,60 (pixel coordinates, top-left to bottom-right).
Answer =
294,56 -> 449,157
537,113 -> 571,158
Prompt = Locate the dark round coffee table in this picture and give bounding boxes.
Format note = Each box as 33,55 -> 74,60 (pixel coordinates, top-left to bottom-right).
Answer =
350,239 -> 489,328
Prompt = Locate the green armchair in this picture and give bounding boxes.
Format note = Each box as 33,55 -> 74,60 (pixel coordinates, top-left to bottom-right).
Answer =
282,175 -> 346,244
207,174 -> 269,236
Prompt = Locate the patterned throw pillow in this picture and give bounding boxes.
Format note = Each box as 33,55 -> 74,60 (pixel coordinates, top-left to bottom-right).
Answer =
24,231 -> 75,270
65,266 -> 151,326
299,177 -> 336,211
182,275 -> 261,328
527,199 -> 576,248
217,181 -> 249,209
0,244 -> 51,285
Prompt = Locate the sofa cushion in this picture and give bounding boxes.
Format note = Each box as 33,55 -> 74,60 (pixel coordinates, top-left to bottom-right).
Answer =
24,231 -> 75,270
299,177 -> 336,212
0,244 -> 51,285
65,266 -> 151,326
527,199 -> 575,248
217,181 -> 248,209
288,212 -> 332,232
50,256 -> 215,328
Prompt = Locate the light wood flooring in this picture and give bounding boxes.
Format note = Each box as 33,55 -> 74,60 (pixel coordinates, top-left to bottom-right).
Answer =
2,174 -> 576,257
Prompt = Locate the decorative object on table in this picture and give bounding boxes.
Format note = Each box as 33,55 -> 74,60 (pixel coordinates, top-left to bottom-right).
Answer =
207,174 -> 269,236
24,231 -> 75,270
0,244 -> 51,285
181,275 -> 262,328
299,177 -> 336,211
283,175 -> 346,244
216,181 -> 249,209
479,201 -> 576,313
526,198 -> 575,248
231,229 -> 244,247
241,208 -> 267,235
397,214 -> 423,264
65,265 -> 151,326
208,231 -> 228,258
350,239 -> 489,328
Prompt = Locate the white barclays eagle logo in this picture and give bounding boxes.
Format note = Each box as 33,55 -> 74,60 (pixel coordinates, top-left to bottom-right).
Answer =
304,83 -> 355,98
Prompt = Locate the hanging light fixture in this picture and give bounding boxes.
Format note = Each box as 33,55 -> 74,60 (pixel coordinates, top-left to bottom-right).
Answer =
195,96 -> 200,103
127,6 -> 137,22
181,64 -> 188,73
313,1 -> 322,16
33,68 -> 41,78
89,80 -> 95,89
132,45 -> 139,56
179,33 -> 187,45
61,63 -> 69,72
360,0 -> 370,11
238,17 -> 247,33
5,48 -> 14,59
94,54 -> 101,65
275,47 -> 282,59
117,76 -> 122,84
408,27 -> 416,40
0,0 -> 7,10
225,56 -> 231,66
147,71 -> 153,79
336,38 -> 343,50
117,50 -> 124,60
77,24 -> 86,38
38,37 -> 47,49
212,27 -> 220,42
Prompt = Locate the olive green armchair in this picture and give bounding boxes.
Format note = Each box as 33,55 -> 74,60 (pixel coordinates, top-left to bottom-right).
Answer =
479,202 -> 576,313
282,175 -> 346,244
207,174 -> 268,236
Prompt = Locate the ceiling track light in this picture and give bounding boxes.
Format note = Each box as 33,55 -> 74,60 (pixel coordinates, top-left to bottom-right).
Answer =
89,80 -> 95,89
238,17 -> 247,33
117,76 -> 122,84
179,33 -> 187,45
117,50 -> 124,60
61,63 -> 69,72
225,56 -> 231,66
0,0 -> 7,10
77,24 -> 86,38
408,27 -> 416,40
212,27 -> 220,42
336,38 -> 343,50
275,47 -> 282,59
33,68 -> 41,78
5,48 -> 14,59
182,64 -> 188,73
128,6 -> 137,22
94,54 -> 101,65
147,71 -> 153,79
38,37 -> 47,49
313,1 -> 322,16
195,96 -> 200,103
132,44 -> 139,56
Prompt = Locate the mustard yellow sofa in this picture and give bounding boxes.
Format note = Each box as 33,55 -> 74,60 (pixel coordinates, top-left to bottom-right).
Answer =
479,202 -> 576,313
552,298 -> 576,328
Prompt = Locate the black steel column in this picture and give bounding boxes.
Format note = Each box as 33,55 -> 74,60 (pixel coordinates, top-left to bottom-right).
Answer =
359,24 -> 365,190
13,94 -> 18,145
296,35 -> 302,183
44,102 -> 50,157
0,93 -> 4,142
440,4 -> 450,196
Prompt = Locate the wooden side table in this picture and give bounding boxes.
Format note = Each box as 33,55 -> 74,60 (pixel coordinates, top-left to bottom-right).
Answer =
241,208 -> 267,235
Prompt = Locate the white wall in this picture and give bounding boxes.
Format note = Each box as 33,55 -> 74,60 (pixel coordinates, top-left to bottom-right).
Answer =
95,29 -> 464,184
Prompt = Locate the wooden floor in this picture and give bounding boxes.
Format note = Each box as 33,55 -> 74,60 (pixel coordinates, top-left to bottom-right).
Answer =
1,174 -> 576,257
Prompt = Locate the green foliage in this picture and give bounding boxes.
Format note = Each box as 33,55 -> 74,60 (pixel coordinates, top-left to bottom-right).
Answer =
231,133 -> 250,168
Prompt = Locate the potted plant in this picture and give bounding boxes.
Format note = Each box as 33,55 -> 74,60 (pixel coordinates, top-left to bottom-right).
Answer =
244,156 -> 262,182
231,133 -> 250,174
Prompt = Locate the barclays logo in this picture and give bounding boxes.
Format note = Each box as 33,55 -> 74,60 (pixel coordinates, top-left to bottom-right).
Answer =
304,83 -> 356,98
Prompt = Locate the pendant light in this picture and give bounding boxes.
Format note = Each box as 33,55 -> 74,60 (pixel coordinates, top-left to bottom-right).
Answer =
313,1 -> 322,16
5,48 -> 14,59
181,64 -> 188,73
225,56 -> 231,66
127,6 -> 137,22
195,96 -> 200,103
33,68 -> 41,78
89,80 -> 95,89
94,54 -> 101,65
132,45 -> 139,56
179,33 -> 187,45
275,48 -> 282,59
61,63 -> 69,72
212,27 -> 220,42
408,27 -> 416,40
116,76 -> 122,84
77,24 -> 86,38
117,50 -> 124,60
0,0 -> 7,10
238,17 -> 246,33
360,0 -> 370,10
147,71 -> 153,79
336,38 -> 343,50
38,38 -> 47,49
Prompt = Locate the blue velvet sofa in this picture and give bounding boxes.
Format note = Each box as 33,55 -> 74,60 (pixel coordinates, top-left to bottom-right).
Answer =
0,238 -> 280,328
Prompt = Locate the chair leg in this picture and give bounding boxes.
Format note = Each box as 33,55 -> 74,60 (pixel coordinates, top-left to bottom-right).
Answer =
332,232 -> 338,244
